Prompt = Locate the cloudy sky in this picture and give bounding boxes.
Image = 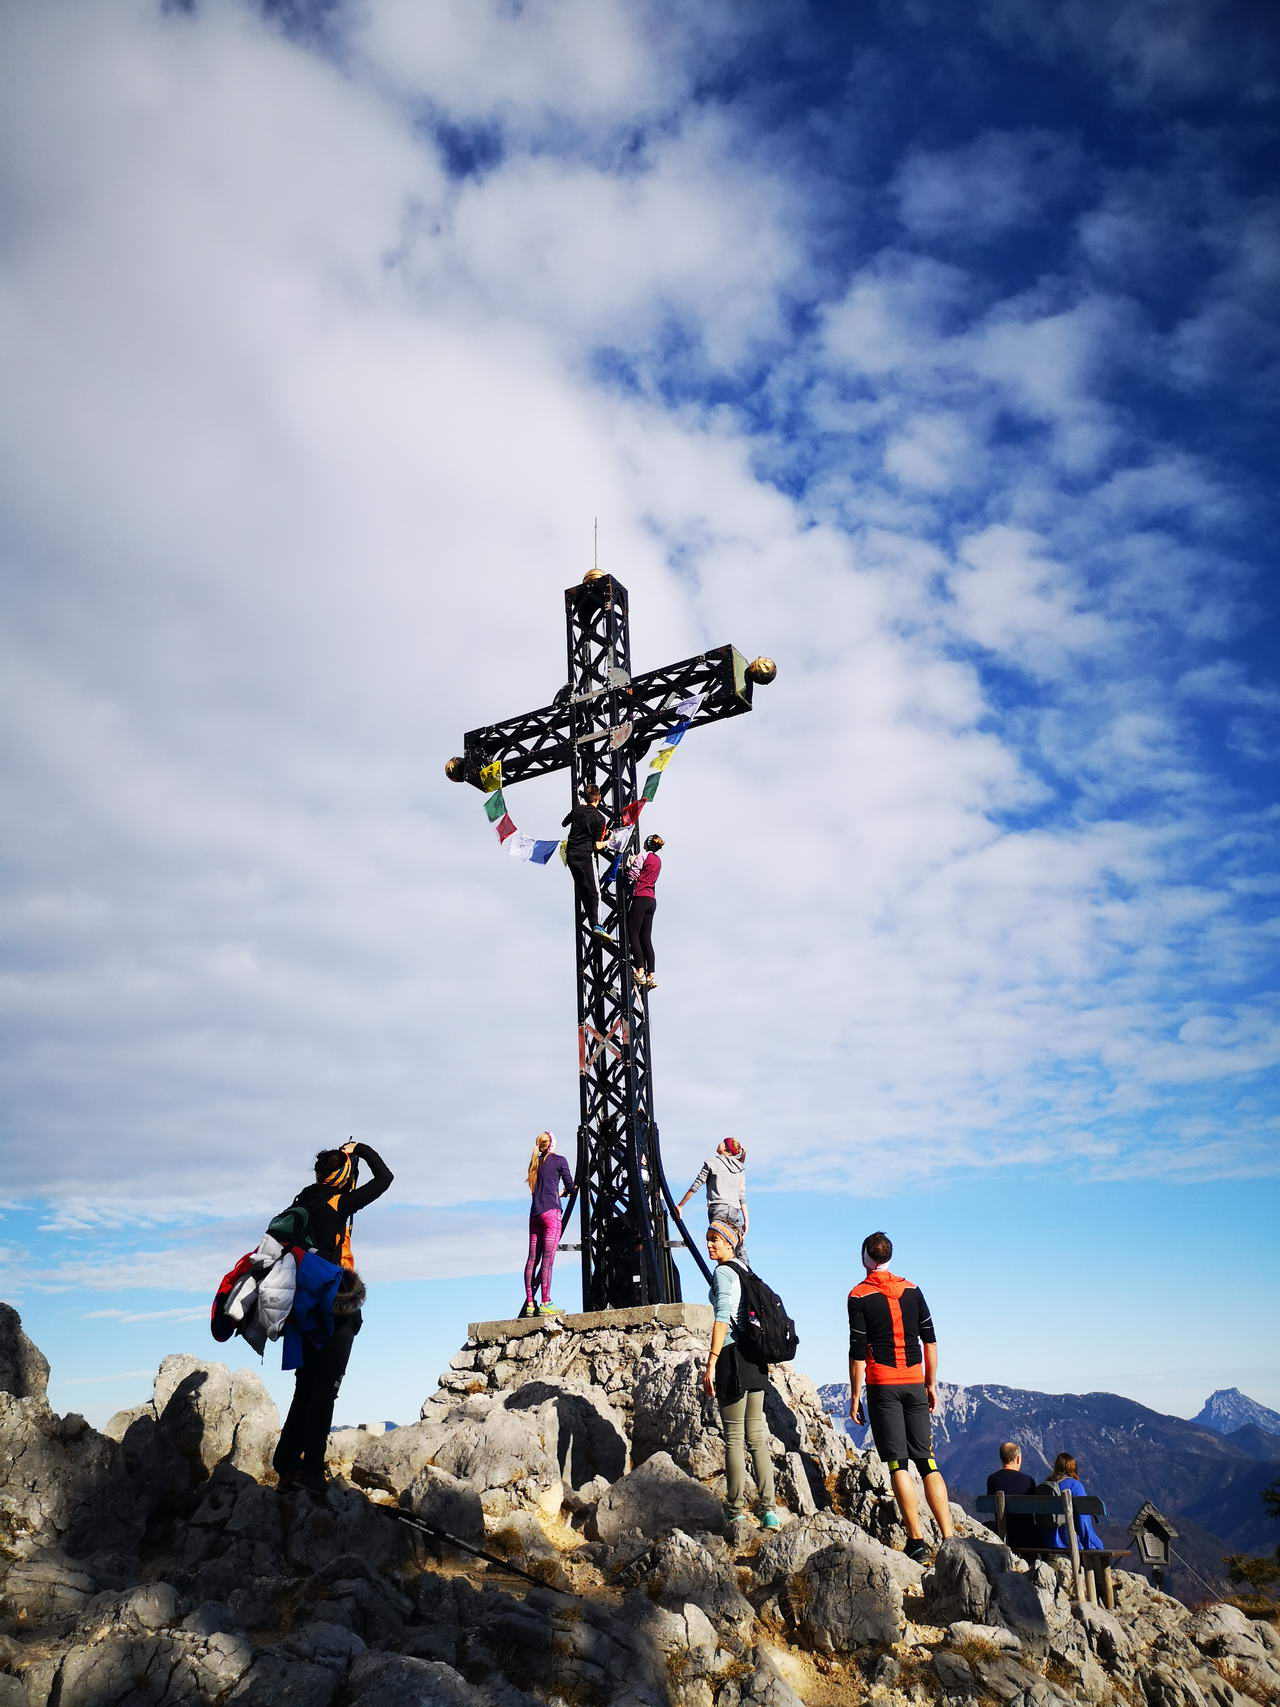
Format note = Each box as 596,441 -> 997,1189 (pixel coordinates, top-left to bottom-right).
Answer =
2,0 -> 1278,1435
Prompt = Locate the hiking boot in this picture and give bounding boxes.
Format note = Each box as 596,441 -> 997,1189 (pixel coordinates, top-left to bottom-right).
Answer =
723,1506 -> 751,1538
904,1537 -> 929,1564
275,1471 -> 298,1496
591,926 -> 615,944
296,1471 -> 331,1504
632,966 -> 646,984
517,1301 -> 538,1319
758,1506 -> 781,1530
645,975 -> 658,990
538,1302 -> 562,1316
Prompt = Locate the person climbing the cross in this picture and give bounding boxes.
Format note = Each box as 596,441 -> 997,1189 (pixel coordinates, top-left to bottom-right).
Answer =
562,781 -> 613,942
626,833 -> 664,990
675,1138 -> 749,1257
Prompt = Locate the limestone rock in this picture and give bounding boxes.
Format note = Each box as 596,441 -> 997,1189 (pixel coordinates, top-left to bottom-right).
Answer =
0,1551 -> 102,1627
773,1534 -> 905,1652
505,1378 -> 628,1489
593,1451 -> 725,1545
1138,1664 -> 1212,1707
146,1355 -> 280,1482
946,1620 -> 1021,1655
402,1463 -> 485,1549
616,1527 -> 754,1649
1076,1600 -> 1135,1669
347,1653 -> 487,1707
923,1534 -> 1015,1624
754,1511 -> 923,1601
0,1396 -> 142,1563
350,1412 -> 473,1492
429,1399 -> 562,1519
631,1351 -> 723,1478
933,1648 -> 975,1692
0,1303 -> 49,1403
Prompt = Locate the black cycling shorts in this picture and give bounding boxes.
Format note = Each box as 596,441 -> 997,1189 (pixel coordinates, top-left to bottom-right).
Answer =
865,1383 -> 932,1464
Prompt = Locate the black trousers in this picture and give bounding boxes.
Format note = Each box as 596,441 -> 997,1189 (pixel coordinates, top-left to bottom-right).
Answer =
567,853 -> 599,927
273,1314 -> 360,1477
628,896 -> 656,973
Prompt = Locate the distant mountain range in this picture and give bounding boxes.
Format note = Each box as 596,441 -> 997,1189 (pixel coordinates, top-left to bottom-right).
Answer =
1192,1388 -> 1280,1438
817,1380 -> 1280,1601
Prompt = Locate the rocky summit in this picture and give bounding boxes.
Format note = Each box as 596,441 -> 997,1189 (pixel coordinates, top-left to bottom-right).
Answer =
3,1300 -> 1280,1707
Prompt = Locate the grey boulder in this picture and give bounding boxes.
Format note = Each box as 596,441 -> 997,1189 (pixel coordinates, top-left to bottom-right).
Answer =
402,1464 -> 485,1549
0,1303 -> 49,1403
593,1451 -> 725,1545
772,1534 -> 905,1652
923,1534 -> 1015,1624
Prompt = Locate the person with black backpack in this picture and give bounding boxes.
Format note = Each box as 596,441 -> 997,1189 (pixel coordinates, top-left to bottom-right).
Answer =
272,1138 -> 393,1499
702,1219 -> 789,1535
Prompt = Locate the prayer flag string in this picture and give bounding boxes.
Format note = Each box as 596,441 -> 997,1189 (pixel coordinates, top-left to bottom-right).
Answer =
475,693 -> 704,874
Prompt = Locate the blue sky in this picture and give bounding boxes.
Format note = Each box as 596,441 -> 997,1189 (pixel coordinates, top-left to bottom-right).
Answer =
1,0 -> 1277,1430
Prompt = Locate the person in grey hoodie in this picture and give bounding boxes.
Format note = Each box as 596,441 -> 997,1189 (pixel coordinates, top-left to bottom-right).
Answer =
676,1138 -> 749,1254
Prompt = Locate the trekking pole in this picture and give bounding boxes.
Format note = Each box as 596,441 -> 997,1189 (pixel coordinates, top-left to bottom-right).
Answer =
384,1505 -> 578,1598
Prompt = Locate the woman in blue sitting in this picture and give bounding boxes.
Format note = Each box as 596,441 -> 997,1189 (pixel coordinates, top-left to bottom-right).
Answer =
1039,1451 -> 1106,1551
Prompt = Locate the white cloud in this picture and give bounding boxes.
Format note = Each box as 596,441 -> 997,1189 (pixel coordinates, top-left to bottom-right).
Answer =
0,0 -> 1274,1266
895,130 -> 1083,241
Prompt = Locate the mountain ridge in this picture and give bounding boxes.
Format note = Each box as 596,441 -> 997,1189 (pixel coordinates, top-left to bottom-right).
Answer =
1193,1387 -> 1280,1438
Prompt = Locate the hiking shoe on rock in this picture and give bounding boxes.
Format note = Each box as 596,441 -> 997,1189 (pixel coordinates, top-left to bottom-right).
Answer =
297,1472 -> 331,1504
538,1302 -> 562,1315
758,1507 -> 781,1530
904,1538 -> 929,1564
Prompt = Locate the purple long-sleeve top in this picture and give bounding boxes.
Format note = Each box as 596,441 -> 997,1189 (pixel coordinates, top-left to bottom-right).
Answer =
531,1153 -> 574,1216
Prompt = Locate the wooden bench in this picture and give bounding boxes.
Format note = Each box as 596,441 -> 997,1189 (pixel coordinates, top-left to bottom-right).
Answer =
975,1491 -> 1119,1608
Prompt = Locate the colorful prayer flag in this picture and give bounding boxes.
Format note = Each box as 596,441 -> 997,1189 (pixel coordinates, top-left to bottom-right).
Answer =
508,833 -> 536,861
642,774 -> 661,801
621,800 -> 645,826
480,760 -> 503,794
649,747 -> 673,771
496,813 -> 517,842
531,840 -> 559,865
665,721 -> 689,745
674,693 -> 703,718
558,840 -> 568,865
483,791 -> 506,822
605,849 -> 625,885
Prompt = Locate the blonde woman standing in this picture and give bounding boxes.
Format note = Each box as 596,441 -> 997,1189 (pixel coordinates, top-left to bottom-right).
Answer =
522,1131 -> 574,1317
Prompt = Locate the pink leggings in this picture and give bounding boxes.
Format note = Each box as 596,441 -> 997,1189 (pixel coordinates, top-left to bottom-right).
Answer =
524,1209 -> 562,1303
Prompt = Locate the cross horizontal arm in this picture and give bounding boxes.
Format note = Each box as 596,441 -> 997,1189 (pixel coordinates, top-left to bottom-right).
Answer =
460,643 -> 755,790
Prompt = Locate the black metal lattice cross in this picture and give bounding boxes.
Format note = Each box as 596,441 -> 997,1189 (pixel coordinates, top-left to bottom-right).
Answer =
448,571 -> 774,1311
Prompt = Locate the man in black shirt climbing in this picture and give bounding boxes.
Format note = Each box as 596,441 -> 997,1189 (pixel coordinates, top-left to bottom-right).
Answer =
562,782 -> 613,941
272,1138 -> 394,1498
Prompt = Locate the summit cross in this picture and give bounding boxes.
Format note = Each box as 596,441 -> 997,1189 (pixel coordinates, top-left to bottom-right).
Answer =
448,569 -> 775,1311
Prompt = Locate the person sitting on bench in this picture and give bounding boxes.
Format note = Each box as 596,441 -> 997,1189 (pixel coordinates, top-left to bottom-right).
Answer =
986,1441 -> 1039,1555
1038,1452 -> 1106,1551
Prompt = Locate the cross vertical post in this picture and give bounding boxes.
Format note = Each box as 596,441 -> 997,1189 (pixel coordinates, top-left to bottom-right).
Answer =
450,569 -> 775,1311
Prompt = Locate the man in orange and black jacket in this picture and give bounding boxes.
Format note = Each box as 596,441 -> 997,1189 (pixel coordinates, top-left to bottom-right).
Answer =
848,1229 -> 955,1563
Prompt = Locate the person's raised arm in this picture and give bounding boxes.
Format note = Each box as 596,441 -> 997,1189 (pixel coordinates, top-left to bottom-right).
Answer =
341,1142 -> 394,1214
